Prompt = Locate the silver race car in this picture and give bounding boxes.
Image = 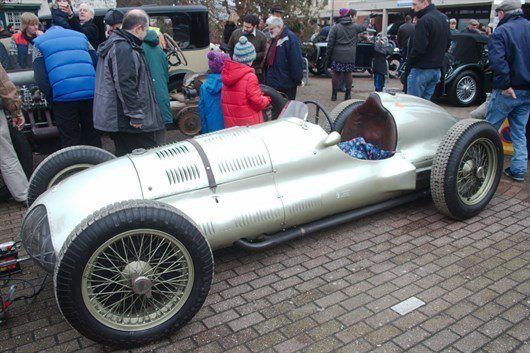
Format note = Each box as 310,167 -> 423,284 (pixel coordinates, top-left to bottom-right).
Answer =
20,93 -> 503,347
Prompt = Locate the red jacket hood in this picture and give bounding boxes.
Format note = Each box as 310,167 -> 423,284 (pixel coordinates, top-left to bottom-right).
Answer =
221,59 -> 254,87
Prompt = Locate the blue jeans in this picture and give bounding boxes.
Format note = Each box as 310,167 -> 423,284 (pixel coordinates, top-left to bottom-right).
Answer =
407,68 -> 441,100
486,89 -> 530,174
374,73 -> 385,92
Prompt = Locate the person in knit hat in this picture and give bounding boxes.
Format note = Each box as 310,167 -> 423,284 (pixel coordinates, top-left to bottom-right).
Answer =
198,51 -> 229,133
221,37 -> 271,128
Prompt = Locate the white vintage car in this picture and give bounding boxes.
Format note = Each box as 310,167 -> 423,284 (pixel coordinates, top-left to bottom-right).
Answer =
20,93 -> 502,347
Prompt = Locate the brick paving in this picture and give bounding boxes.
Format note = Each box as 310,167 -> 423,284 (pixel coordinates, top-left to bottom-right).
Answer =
0,76 -> 528,352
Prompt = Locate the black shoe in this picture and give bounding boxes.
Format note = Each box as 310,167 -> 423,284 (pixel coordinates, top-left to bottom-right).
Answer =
344,90 -> 351,100
331,90 -> 338,101
503,167 -> 525,182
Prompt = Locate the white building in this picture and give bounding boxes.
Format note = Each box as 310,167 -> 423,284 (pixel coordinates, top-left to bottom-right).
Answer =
317,0 -> 528,33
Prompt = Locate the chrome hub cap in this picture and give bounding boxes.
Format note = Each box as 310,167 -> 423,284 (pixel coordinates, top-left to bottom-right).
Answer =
457,138 -> 497,205
81,229 -> 195,331
456,76 -> 477,104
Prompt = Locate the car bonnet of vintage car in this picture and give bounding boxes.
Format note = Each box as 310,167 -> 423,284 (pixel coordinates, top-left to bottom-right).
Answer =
22,93 -> 456,271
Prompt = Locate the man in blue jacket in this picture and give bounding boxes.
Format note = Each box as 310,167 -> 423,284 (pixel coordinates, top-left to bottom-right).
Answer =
264,16 -> 304,100
33,26 -> 100,147
486,0 -> 530,182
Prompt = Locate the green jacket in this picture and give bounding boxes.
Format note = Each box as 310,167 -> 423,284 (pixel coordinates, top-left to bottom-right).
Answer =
141,30 -> 172,124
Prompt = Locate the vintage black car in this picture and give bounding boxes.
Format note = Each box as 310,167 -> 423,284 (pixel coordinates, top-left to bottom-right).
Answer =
302,29 -> 377,77
436,33 -> 492,107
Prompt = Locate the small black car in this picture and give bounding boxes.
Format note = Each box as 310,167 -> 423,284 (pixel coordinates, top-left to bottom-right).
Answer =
437,33 -> 492,107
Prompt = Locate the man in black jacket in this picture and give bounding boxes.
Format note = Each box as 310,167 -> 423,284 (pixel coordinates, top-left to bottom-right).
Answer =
93,9 -> 165,156
397,15 -> 414,58
60,2 -> 100,49
406,0 -> 450,100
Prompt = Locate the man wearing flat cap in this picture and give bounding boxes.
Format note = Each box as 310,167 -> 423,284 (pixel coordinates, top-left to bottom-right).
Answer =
460,19 -> 480,34
486,0 -> 530,182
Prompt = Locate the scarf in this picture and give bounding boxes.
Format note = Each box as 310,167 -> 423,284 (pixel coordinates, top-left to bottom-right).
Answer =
267,36 -> 279,67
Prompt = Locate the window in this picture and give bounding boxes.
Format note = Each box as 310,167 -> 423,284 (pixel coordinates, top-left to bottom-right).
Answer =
5,12 -> 22,29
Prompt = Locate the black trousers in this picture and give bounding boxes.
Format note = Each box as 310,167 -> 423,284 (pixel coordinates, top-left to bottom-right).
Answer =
277,87 -> 298,100
110,130 -> 166,157
52,100 -> 101,148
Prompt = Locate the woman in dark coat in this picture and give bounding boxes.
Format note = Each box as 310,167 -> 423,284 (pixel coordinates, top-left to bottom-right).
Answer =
326,8 -> 367,101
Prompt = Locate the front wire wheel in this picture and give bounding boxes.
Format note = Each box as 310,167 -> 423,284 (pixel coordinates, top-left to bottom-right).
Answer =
431,119 -> 503,220
82,229 -> 195,331
55,200 -> 213,347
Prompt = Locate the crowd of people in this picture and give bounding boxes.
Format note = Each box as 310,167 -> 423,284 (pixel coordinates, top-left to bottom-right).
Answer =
0,0 -> 528,205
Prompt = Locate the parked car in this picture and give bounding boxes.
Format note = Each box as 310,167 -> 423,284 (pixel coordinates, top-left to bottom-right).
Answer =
302,29 -> 378,77
436,32 -> 492,106
21,92 -> 503,347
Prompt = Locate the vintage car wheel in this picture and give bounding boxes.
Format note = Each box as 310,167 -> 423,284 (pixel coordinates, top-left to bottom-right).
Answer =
177,106 -> 202,136
54,200 -> 213,347
449,71 -> 480,107
0,126 -> 33,202
431,119 -> 503,220
328,99 -> 365,133
27,146 -> 115,206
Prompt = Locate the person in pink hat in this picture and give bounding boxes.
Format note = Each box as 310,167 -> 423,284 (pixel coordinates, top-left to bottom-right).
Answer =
325,8 -> 369,101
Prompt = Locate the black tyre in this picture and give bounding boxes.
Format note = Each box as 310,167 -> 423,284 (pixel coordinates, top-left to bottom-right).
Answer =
431,119 -> 503,220
0,126 -> 33,202
328,99 -> 364,134
27,146 -> 115,206
54,200 -> 213,347
449,70 -> 481,107
260,84 -> 289,121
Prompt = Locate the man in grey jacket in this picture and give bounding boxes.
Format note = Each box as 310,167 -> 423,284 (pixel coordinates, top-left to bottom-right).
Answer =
93,9 -> 165,156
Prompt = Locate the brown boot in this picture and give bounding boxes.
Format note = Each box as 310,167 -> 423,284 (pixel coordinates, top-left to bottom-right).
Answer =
344,89 -> 351,100
331,89 -> 338,101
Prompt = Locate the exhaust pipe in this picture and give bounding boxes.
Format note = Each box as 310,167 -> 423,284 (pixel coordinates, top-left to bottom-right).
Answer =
234,189 -> 430,251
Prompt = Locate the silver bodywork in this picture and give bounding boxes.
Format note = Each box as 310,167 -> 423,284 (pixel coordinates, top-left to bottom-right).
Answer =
23,93 -> 457,268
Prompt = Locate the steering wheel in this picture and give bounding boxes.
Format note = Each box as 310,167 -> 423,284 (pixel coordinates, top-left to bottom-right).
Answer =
164,33 -> 188,67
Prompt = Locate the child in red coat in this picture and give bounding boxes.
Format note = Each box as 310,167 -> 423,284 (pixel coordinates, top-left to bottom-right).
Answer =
221,37 -> 271,128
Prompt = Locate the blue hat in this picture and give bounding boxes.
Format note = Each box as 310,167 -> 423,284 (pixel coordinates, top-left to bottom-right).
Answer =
233,36 -> 256,65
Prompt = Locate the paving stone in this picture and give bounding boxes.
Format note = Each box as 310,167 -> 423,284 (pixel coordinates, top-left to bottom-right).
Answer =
334,322 -> 372,344
506,320 -> 530,341
273,333 -> 312,353
453,331 -> 489,353
423,329 -> 460,351
483,333 -> 521,352
247,331 -> 286,352
392,326 -> 431,349
364,325 -> 402,346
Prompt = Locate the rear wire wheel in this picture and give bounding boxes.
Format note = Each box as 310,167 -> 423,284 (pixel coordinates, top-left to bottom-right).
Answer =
431,119 -> 503,220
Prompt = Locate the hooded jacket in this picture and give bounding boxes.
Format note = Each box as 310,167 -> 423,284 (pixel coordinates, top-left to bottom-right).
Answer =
407,4 -> 451,69
326,16 -> 367,64
93,29 -> 164,133
141,30 -> 172,125
488,13 -> 530,90
221,59 -> 270,128
198,73 -> 224,133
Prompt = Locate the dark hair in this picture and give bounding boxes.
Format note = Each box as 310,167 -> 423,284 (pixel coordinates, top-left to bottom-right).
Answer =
122,9 -> 148,30
349,9 -> 357,17
243,14 -> 259,26
405,15 -> 412,22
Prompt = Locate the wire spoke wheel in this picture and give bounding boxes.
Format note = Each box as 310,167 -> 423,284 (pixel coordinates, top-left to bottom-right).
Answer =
456,138 -> 497,205
456,76 -> 477,104
81,229 -> 195,331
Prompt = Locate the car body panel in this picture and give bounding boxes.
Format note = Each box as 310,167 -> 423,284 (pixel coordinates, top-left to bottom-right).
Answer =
23,93 -> 458,269
34,158 -> 143,253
